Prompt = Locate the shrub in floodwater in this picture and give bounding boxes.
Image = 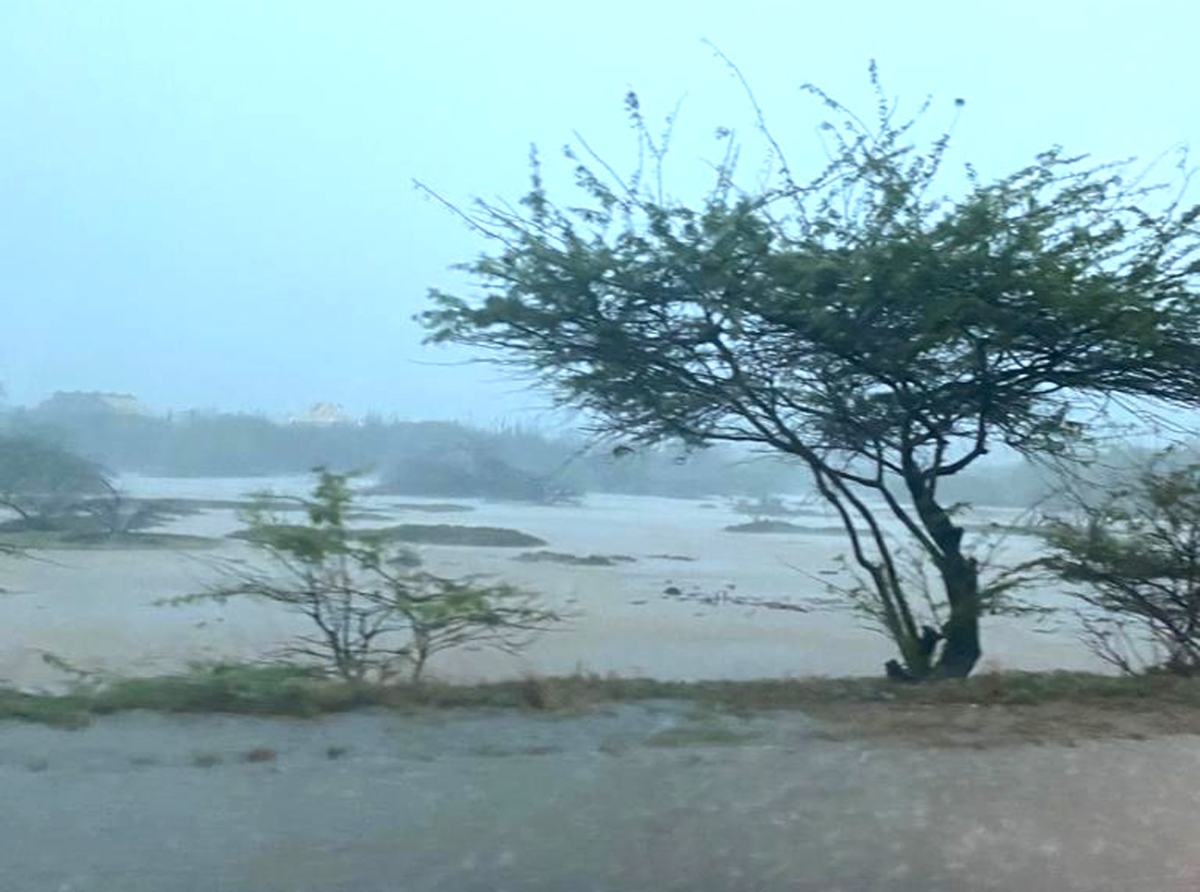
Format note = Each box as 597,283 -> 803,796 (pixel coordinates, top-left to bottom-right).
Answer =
164,470 -> 560,683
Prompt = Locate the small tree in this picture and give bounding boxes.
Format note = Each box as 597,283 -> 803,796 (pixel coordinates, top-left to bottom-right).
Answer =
0,434 -> 113,527
168,470 -> 559,682
419,62 -> 1200,678
76,489 -> 191,538
1041,457 -> 1200,675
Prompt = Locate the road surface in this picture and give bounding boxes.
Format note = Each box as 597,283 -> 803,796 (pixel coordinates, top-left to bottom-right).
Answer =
3,703 -> 1199,891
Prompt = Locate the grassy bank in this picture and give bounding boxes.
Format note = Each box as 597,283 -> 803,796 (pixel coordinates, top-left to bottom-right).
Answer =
6,663 -> 1200,743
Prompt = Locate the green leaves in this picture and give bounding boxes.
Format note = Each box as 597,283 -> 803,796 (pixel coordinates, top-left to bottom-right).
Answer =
1040,458 -> 1200,674
419,67 -> 1200,677
0,434 -> 112,519
197,471 -> 558,682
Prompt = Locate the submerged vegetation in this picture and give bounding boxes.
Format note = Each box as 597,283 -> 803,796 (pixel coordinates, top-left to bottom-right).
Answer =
724,519 -> 845,535
0,529 -> 217,550
514,551 -> 638,566
228,521 -> 546,548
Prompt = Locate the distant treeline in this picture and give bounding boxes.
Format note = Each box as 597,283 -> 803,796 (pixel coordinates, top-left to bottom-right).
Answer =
4,400 -> 1184,507
0,404 -> 808,501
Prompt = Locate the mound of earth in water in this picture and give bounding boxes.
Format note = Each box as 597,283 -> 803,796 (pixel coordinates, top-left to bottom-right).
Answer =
724,519 -> 844,535
229,522 -> 546,548
514,551 -> 636,566
366,524 -> 547,547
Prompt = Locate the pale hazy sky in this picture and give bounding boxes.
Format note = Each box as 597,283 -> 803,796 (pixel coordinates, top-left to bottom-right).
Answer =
2,1 -> 1195,421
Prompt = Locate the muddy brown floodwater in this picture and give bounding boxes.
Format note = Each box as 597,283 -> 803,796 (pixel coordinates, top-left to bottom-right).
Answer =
1,476 -> 1103,690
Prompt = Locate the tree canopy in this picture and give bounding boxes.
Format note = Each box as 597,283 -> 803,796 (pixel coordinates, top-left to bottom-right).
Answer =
0,434 -> 112,525
420,66 -> 1200,678
1041,456 -> 1200,675
168,470 -> 560,682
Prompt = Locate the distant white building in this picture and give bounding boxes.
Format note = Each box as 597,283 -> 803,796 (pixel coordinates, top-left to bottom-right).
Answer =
288,402 -> 356,426
38,391 -> 144,416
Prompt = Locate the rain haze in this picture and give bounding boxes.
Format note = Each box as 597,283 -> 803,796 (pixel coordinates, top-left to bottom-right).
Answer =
2,0 -> 1194,418
4,3 -> 1200,891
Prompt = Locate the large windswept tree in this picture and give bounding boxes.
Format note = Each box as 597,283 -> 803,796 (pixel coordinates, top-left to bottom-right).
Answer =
420,65 -> 1200,678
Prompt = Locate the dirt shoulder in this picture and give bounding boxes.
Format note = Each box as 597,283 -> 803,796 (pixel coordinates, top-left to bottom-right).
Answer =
8,664 -> 1200,749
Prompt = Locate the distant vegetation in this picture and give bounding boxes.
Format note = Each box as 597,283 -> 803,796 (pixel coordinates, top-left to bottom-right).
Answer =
0,433 -> 216,549
349,523 -> 547,548
4,396 -> 1189,512
730,495 -> 814,517
0,528 -> 216,551
390,502 -> 475,513
514,551 -> 637,567
724,519 -> 845,535
230,520 -> 545,549
0,400 -> 813,501
0,433 -> 113,524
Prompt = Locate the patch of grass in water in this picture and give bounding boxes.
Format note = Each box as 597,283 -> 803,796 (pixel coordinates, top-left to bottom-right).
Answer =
167,497 -> 304,512
0,688 -> 92,728
515,550 -> 636,566
369,524 -> 547,547
229,523 -> 546,548
391,502 -> 476,513
723,519 -> 845,535
0,531 -> 219,551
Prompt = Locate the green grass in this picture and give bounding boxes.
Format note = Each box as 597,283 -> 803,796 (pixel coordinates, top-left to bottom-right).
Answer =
367,524 -> 547,547
229,522 -> 547,548
391,502 -> 476,513
4,663 -> 1200,728
514,551 -> 637,566
0,688 -> 94,728
0,530 -> 220,551
89,663 -> 348,717
723,520 -> 846,535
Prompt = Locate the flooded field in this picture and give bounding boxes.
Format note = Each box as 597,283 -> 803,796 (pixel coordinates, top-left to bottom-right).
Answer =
0,476 -> 1103,690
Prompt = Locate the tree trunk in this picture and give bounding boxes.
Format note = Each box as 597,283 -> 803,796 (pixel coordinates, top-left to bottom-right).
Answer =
934,555 -> 982,678
903,468 -> 983,679
0,498 -> 31,521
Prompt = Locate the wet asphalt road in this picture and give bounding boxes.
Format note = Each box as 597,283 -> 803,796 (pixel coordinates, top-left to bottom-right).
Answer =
3,705 -> 1199,891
